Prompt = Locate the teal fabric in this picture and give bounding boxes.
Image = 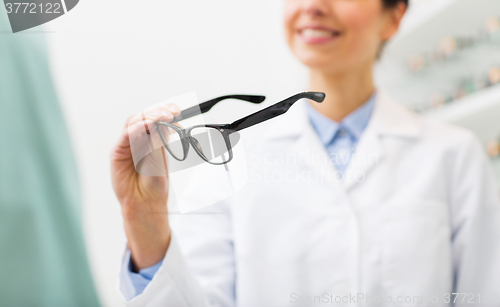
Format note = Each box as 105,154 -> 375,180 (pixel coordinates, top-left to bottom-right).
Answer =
0,8 -> 100,307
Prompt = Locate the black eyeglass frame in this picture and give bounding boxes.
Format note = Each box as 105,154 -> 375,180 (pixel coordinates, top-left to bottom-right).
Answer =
157,92 -> 325,165
157,123 -> 236,165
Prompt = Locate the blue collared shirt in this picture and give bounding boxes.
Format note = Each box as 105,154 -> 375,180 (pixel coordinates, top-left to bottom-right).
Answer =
126,250 -> 164,297
126,93 -> 377,297
307,93 -> 376,176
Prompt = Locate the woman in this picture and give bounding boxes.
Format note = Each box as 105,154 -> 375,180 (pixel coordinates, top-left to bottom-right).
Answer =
111,0 -> 500,306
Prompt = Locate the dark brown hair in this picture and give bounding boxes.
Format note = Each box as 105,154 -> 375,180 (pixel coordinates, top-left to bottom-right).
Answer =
377,0 -> 408,58
382,0 -> 408,8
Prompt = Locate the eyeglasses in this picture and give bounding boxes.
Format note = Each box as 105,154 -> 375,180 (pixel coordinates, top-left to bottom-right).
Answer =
156,92 -> 325,165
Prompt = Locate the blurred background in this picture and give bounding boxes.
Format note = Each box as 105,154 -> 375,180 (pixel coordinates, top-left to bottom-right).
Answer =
7,0 -> 498,305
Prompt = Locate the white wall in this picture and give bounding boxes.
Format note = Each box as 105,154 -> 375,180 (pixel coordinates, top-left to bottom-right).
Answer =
45,1 -> 306,306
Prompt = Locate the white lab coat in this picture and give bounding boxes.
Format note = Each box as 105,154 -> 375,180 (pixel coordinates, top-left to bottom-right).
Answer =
118,92 -> 500,307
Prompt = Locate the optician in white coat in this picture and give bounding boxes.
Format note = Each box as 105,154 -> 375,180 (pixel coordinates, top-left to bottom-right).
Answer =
110,0 -> 500,306
117,92 -> 500,307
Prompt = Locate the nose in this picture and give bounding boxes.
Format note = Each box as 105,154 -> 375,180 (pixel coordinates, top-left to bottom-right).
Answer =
301,0 -> 329,18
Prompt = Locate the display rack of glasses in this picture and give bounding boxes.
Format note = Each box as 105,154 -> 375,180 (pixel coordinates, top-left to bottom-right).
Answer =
392,0 -> 458,41
375,0 -> 500,188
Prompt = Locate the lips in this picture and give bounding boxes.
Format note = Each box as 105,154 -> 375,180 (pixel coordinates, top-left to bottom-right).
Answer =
297,27 -> 341,44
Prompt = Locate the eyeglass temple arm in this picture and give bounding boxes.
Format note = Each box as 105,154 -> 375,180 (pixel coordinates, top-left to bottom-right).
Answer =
172,95 -> 266,122
227,92 -> 325,132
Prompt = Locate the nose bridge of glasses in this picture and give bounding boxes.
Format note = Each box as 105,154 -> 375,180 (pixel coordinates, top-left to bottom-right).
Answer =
190,137 -> 206,158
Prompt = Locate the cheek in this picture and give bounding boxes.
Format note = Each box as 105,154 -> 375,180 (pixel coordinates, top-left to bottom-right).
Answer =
336,1 -> 382,36
283,3 -> 298,43
336,2 -> 383,55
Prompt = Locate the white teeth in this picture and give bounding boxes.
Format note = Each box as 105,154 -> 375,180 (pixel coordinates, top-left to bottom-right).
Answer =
302,29 -> 334,38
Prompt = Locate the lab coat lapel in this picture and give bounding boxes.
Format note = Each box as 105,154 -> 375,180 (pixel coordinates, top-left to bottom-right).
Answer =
343,124 -> 385,191
262,93 -> 420,192
291,121 -> 344,187
343,92 -> 421,191
264,99 -> 342,188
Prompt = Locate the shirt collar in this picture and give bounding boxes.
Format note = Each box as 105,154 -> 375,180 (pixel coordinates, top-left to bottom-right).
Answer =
307,92 -> 377,145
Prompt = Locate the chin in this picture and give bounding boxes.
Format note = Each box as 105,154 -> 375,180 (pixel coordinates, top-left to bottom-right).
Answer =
297,51 -> 341,72
292,44 -> 341,69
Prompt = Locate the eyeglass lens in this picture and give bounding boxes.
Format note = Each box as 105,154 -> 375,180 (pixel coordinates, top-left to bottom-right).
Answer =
189,127 -> 231,165
157,124 -> 185,161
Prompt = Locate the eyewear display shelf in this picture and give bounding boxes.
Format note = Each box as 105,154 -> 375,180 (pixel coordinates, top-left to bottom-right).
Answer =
375,0 -> 500,188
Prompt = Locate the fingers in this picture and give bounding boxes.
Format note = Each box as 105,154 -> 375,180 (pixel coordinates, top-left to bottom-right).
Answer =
143,104 -> 181,124
124,104 -> 181,134
125,104 -> 182,128
167,104 -> 181,117
115,103 -> 183,151
124,115 -> 135,128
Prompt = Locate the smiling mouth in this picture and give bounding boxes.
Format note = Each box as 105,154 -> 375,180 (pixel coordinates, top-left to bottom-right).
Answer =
298,28 -> 342,43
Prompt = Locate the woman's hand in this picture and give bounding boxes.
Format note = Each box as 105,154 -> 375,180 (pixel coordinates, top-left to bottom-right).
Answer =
110,104 -> 181,270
